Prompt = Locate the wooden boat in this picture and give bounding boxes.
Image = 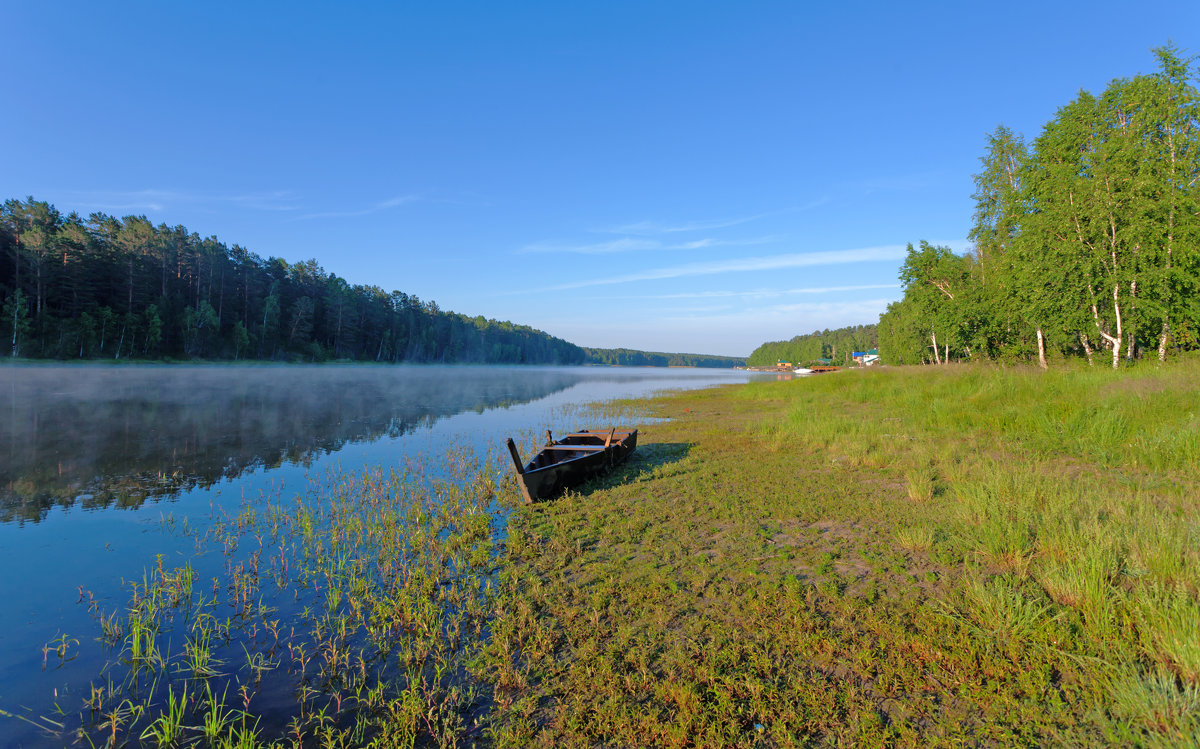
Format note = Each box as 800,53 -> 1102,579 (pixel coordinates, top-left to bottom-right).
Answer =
506,428 -> 638,503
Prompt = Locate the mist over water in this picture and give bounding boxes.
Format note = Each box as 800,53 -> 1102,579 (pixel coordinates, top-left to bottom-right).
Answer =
1,364 -> 590,523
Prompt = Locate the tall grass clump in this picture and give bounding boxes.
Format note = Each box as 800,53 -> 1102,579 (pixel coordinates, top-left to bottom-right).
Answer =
895,525 -> 935,552
727,359 -> 1200,742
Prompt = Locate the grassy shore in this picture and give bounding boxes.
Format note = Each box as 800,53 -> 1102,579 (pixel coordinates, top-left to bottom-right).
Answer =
60,361 -> 1200,747
481,361 -> 1200,747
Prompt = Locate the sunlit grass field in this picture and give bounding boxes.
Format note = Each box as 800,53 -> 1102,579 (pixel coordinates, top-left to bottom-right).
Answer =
54,360 -> 1200,747
482,361 -> 1200,747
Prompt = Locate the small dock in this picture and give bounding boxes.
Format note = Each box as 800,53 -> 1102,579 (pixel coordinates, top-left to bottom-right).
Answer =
740,365 -> 842,374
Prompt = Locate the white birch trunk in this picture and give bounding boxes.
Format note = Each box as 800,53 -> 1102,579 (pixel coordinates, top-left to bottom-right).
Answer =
1125,278 -> 1137,361
1091,295 -> 1122,370
1036,328 -> 1048,370
1111,285 -> 1123,369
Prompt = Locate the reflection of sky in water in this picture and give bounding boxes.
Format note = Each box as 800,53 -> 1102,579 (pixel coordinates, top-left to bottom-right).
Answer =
0,364 -> 774,740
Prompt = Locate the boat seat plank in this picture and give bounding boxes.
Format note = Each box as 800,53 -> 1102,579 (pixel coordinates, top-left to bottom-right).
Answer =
565,432 -> 635,438
541,445 -> 607,451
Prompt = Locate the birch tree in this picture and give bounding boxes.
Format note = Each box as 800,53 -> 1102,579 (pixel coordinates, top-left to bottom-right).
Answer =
1140,45 -> 1200,360
970,125 -> 1034,361
898,242 -> 972,364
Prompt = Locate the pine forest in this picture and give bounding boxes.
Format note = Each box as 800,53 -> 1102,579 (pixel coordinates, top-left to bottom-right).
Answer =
0,202 -> 585,365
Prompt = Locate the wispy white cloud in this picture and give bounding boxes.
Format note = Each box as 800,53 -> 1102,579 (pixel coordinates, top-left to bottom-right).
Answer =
58,188 -> 300,215
518,235 -> 776,255
223,192 -> 301,211
619,283 -> 902,300
535,244 -> 908,291
673,236 -> 779,250
81,200 -> 167,213
66,189 -> 425,220
759,298 -> 895,317
294,194 -> 419,220
655,297 -> 896,325
377,195 -> 416,209
607,214 -> 771,235
659,303 -> 737,315
549,296 -> 892,356
779,282 -> 900,295
599,199 -> 829,236
519,237 -> 660,255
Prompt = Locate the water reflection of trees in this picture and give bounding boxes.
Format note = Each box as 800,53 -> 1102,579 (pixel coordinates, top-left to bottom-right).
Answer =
1,365 -> 581,524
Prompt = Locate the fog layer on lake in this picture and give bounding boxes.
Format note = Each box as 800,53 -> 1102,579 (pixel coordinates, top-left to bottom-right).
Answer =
1,364 -> 592,523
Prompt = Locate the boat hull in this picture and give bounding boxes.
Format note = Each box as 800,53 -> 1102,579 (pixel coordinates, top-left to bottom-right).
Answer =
507,429 -> 638,503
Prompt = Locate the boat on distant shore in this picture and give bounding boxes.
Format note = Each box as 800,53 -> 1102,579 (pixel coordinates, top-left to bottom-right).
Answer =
793,367 -> 813,374
506,428 -> 638,503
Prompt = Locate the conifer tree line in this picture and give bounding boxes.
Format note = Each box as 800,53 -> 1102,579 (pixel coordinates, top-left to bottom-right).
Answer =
581,347 -> 745,368
0,199 -> 585,364
747,324 -> 878,367
879,45 -> 1200,368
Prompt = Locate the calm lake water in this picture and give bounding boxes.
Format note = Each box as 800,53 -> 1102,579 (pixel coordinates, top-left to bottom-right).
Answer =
0,363 -> 774,745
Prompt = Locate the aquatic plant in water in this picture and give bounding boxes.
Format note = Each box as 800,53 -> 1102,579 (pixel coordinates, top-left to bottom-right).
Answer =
67,442 -> 516,747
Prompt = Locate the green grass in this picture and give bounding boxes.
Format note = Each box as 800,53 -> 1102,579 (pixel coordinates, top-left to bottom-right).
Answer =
479,361 -> 1200,746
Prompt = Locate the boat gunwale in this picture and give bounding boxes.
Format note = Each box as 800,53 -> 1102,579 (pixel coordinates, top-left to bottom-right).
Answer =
522,446 -> 623,474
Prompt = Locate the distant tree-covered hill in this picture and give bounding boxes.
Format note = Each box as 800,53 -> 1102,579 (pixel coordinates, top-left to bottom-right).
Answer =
747,325 -> 878,367
0,197 -> 584,364
582,347 -> 745,368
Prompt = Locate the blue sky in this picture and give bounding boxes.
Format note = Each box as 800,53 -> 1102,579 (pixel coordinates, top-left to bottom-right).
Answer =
4,2 -> 1198,356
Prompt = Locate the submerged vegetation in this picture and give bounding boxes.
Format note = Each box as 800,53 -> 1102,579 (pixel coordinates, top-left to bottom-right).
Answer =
15,360 -> 1198,746
52,447 -> 514,748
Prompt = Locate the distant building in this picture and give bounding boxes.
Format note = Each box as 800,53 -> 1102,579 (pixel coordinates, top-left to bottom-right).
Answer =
852,349 -> 880,366
776,359 -> 793,369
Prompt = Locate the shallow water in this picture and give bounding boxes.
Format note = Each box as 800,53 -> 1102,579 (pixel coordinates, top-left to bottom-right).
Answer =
0,363 -> 770,745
